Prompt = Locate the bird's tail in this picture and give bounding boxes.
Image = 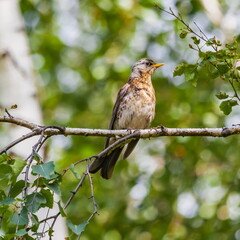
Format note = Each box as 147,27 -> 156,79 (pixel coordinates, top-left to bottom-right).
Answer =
89,138 -> 140,179
123,139 -> 139,159
89,146 -> 123,179
100,147 -> 123,179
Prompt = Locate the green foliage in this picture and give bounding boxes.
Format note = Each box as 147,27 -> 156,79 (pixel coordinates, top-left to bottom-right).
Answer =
174,63 -> 199,86
176,28 -> 240,115
216,92 -> 229,100
219,99 -> 238,115
31,161 -> 58,179
67,219 -> 88,235
0,154 -> 62,238
11,207 -> 29,225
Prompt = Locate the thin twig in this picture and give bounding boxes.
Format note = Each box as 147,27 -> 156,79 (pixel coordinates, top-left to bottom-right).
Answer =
0,130 -> 39,154
86,160 -> 98,222
154,5 -> 218,51
46,172 -> 88,232
194,22 -> 209,41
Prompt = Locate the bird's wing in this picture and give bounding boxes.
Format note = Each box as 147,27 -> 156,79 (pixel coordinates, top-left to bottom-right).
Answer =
105,83 -> 130,148
89,83 -> 130,175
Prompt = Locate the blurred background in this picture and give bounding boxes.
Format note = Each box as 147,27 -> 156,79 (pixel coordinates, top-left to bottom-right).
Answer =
2,0 -> 240,239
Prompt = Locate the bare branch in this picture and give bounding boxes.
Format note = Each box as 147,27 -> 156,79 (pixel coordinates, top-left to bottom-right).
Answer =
0,50 -> 28,78
0,115 -> 39,130
0,131 -> 39,154
0,116 -> 240,142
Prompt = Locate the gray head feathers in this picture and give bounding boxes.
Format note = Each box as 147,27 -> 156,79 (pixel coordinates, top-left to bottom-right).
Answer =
130,58 -> 163,78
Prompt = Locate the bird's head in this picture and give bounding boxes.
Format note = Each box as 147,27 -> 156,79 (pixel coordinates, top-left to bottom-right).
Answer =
131,58 -> 164,77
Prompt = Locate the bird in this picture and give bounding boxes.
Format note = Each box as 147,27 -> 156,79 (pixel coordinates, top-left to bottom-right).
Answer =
89,58 -> 164,179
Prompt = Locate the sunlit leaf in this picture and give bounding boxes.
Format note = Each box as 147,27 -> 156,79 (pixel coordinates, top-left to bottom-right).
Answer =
67,220 -> 89,235
15,229 -> 27,236
11,158 -> 26,183
179,30 -> 188,39
0,164 -> 13,190
219,99 -> 238,115
216,92 -> 229,100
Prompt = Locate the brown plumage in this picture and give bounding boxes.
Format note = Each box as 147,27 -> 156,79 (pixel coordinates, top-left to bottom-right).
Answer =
89,58 -> 164,179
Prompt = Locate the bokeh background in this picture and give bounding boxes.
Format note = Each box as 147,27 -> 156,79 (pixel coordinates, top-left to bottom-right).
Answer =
12,0 -> 240,239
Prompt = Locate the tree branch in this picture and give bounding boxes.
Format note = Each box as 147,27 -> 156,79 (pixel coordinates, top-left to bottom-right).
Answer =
0,116 -> 239,142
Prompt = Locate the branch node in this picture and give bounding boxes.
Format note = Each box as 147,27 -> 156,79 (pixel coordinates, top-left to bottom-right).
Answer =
221,127 -> 231,137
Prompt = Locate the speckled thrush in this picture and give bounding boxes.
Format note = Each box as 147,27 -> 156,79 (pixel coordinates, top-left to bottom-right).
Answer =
89,58 -> 164,179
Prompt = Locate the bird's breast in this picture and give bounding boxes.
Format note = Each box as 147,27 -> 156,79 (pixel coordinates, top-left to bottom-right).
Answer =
115,85 -> 156,129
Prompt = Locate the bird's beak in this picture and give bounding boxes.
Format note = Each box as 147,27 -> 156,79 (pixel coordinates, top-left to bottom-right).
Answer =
152,63 -> 164,68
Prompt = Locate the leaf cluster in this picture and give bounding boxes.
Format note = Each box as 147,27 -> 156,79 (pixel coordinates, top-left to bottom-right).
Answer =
0,154 -> 64,239
175,29 -> 240,115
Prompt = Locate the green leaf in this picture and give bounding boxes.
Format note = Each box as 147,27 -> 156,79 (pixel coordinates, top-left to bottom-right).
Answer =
225,42 -> 237,51
220,100 -> 231,115
32,161 -> 57,179
173,63 -> 198,86
229,99 -> 238,107
0,164 -> 13,190
216,62 -> 229,74
11,207 -> 29,225
40,189 -> 53,208
191,36 -> 200,45
198,51 -> 206,58
48,228 -> 54,237
0,190 -> 6,201
46,181 -> 61,195
32,177 -> 46,188
26,193 -> 47,213
0,154 -> 14,164
33,152 -> 41,163
207,55 -> 216,62
206,37 -> 215,46
233,69 -> 240,79
11,158 -> 26,183
15,229 -> 27,236
173,63 -> 186,77
0,198 -> 15,205
216,92 -> 229,100
31,214 -> 40,232
184,71 -> 198,87
179,30 -> 188,39
219,100 -> 238,115
57,201 -> 66,217
67,220 -> 89,235
9,180 -> 25,198
1,234 -> 16,240
69,164 -> 80,179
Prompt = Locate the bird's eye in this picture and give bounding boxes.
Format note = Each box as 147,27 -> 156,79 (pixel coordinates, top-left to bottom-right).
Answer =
146,62 -> 151,67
